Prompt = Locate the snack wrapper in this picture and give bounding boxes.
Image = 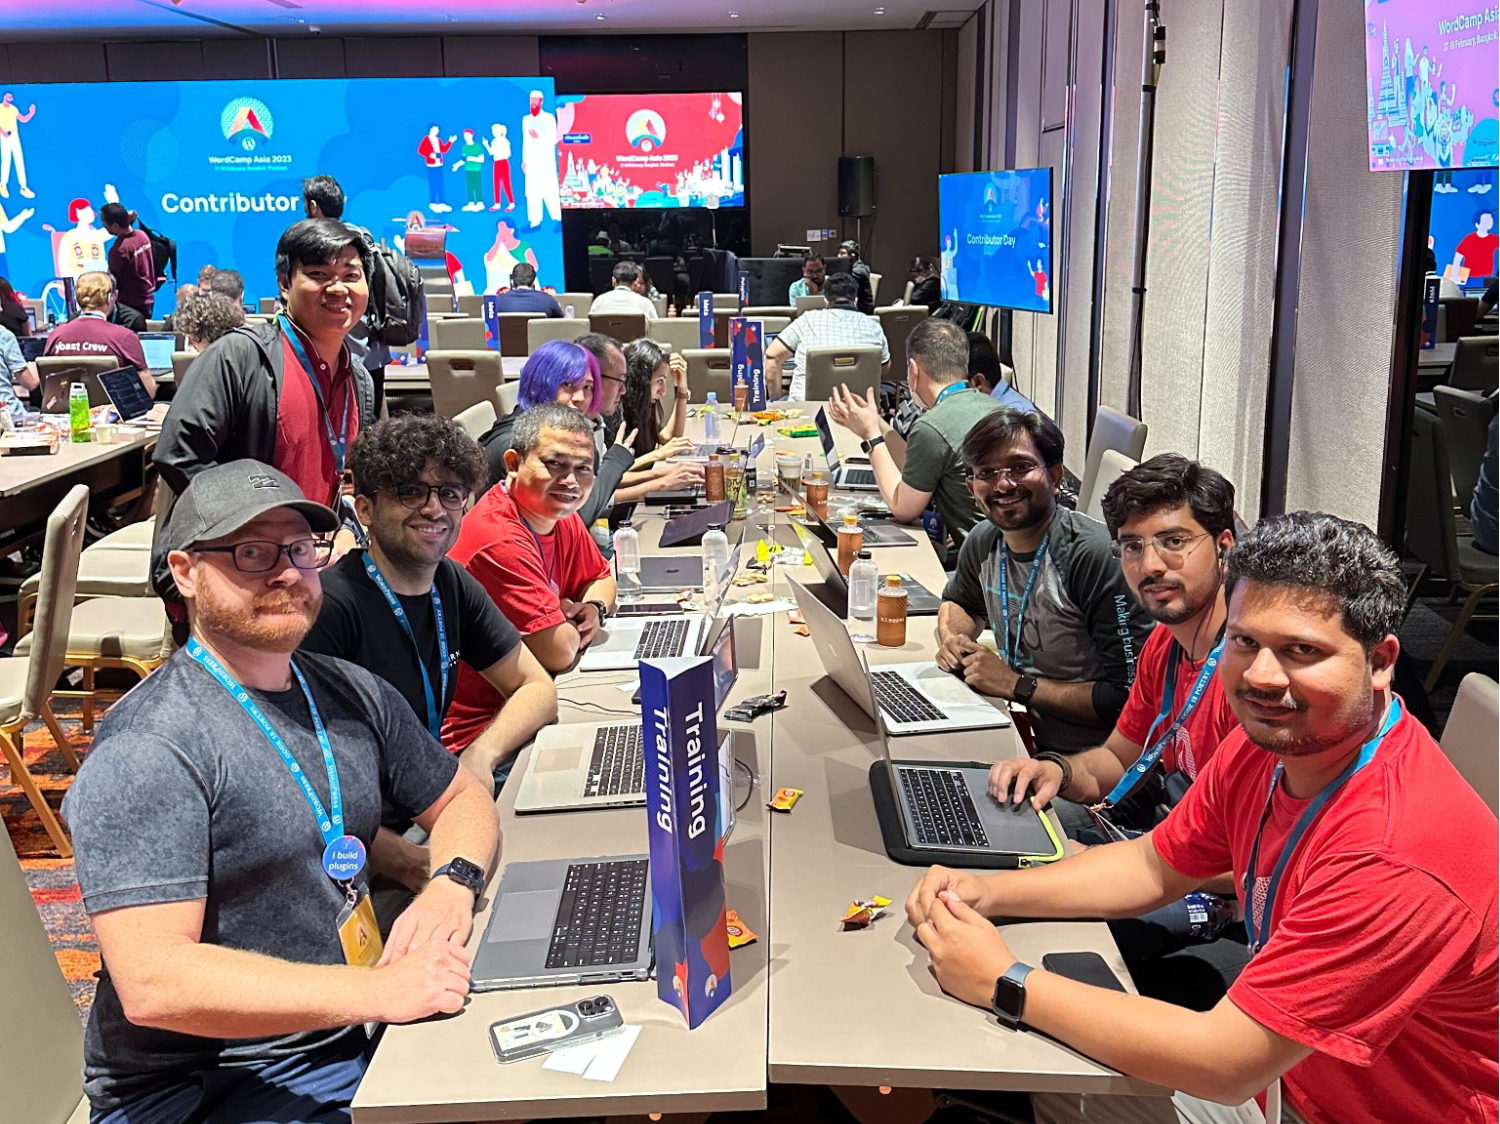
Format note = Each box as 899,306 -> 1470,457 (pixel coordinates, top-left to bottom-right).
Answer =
841,895 -> 892,930
725,909 -> 759,948
766,787 -> 803,812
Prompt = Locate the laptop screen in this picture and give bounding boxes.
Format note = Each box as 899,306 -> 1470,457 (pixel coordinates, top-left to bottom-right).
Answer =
814,407 -> 841,474
707,616 -> 738,710
98,366 -> 154,421
139,333 -> 176,372
659,500 -> 733,548
18,336 -> 46,362
745,432 -> 765,462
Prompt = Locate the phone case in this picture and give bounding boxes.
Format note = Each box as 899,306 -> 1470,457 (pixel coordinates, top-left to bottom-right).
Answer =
1041,952 -> 1127,993
488,995 -> 625,1064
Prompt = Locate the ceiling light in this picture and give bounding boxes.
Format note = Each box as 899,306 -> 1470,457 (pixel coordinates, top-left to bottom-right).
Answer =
596,11 -> 607,18
729,9 -> 740,16
874,5 -> 886,12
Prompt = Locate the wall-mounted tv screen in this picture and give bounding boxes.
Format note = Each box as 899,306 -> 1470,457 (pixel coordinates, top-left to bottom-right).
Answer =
1365,1 -> 1500,172
0,76 -> 566,311
557,93 -> 744,209
938,169 -> 1052,313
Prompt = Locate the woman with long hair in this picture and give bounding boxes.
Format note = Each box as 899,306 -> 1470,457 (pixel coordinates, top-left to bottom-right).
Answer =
620,337 -> 691,461
0,275 -> 29,338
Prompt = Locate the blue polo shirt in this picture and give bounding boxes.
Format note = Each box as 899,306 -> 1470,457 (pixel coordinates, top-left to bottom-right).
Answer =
491,288 -> 564,317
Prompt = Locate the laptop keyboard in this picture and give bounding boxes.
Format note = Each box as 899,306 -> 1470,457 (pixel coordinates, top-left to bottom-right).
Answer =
545,859 -> 649,969
871,670 -> 948,724
584,725 -> 645,797
843,468 -> 876,487
900,767 -> 991,848
634,619 -> 689,659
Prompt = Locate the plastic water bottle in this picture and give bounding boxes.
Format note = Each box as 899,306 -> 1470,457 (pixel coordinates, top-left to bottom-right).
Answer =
703,392 -> 722,443
702,524 -> 730,605
613,521 -> 642,603
69,382 -> 91,443
848,550 -> 878,642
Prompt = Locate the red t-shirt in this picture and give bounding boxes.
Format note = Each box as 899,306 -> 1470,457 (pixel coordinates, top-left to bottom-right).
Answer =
1456,231 -> 1499,280
443,482 -> 610,751
43,313 -> 147,373
1154,707 -> 1499,1124
1114,623 -> 1238,779
273,323 -> 358,509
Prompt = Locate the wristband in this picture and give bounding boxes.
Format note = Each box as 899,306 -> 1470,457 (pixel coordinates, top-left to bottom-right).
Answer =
586,599 -> 610,623
1035,752 -> 1072,796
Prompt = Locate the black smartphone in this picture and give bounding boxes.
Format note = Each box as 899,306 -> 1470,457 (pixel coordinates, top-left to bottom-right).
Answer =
1041,952 -> 1127,993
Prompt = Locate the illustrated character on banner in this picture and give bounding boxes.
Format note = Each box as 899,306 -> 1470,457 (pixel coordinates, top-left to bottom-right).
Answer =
44,188 -> 114,279
1454,210 -> 1498,283
418,125 -> 456,213
484,124 -> 515,212
521,89 -> 561,227
452,128 -> 486,212
940,229 -> 958,299
483,220 -> 537,295
0,199 -> 36,278
0,92 -> 36,200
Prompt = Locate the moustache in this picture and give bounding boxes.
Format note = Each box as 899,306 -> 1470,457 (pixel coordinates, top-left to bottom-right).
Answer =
1236,687 -> 1305,711
1137,577 -> 1183,595
253,587 -> 314,615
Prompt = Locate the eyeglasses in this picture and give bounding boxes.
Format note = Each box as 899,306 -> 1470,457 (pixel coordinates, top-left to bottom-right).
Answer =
386,483 -> 471,511
193,538 -> 334,573
539,457 -> 596,479
1112,531 -> 1213,566
966,461 -> 1043,486
599,372 -> 626,386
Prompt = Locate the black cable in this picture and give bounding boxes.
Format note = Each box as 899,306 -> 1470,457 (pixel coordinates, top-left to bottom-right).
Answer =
734,755 -> 756,812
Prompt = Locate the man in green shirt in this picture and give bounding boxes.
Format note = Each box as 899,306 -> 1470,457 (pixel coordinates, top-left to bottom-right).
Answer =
828,317 -> 1000,556
454,128 -> 485,211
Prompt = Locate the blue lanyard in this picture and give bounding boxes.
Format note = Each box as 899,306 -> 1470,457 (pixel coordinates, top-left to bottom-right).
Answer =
279,315 -> 351,480
502,482 -> 560,594
1100,635 -> 1225,808
1243,699 -> 1403,953
361,552 -> 449,741
932,382 -> 967,408
185,640 -> 346,856
994,530 -> 1050,668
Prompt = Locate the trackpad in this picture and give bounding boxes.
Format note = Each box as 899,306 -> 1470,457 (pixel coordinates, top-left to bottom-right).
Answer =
536,744 -> 584,772
486,890 -> 561,943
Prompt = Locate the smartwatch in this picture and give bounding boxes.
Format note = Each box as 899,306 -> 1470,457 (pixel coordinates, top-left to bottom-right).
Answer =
586,599 -> 610,624
1012,673 -> 1039,707
860,434 -> 886,455
434,857 -> 485,898
991,961 -> 1034,1029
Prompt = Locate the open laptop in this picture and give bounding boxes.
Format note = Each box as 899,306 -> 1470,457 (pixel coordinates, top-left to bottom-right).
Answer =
138,332 -> 176,376
789,520 -> 941,616
787,575 -> 1009,735
515,614 -> 738,814
18,336 -> 46,362
657,500 -> 732,549
97,365 -> 156,423
813,407 -> 879,492
862,654 -> 1064,862
40,366 -> 112,412
781,473 -> 913,548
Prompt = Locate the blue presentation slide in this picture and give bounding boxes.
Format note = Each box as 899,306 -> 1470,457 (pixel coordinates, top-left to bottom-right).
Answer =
938,169 -> 1052,313
0,76 -> 565,314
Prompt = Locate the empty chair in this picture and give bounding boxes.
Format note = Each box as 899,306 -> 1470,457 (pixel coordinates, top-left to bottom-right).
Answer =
17,547 -> 151,636
1077,406 -> 1149,515
496,312 -> 544,356
453,399 -> 497,442
1433,385 -> 1497,506
711,293 -> 740,312
1439,296 -> 1481,342
557,292 -> 594,318
259,297 -> 278,314
868,271 -> 882,304
761,315 -> 791,337
424,294 -> 457,318
590,311 -> 648,345
902,280 -> 915,304
801,344 -> 884,401
682,348 -> 733,402
428,316 -> 489,352
1450,335 -> 1498,392
426,350 -> 505,421
1083,450 -> 1140,523
1441,673 -> 1499,814
171,351 -> 197,384
647,318 -> 702,354
457,293 -> 486,318
743,306 -> 797,320
528,317 -> 589,351
146,318 -> 168,333
497,380 -> 520,414
876,305 -> 929,374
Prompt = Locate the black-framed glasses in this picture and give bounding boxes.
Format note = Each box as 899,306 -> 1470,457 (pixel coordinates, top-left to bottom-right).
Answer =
386,483 -> 471,511
1112,530 -> 1212,566
193,538 -> 334,573
965,461 -> 1042,486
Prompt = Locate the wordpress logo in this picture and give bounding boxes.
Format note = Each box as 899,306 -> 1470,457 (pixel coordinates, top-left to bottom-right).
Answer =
625,109 -> 667,152
221,97 -> 274,151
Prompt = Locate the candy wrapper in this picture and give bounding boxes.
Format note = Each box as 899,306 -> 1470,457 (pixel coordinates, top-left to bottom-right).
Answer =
841,896 -> 892,930
725,909 -> 758,948
766,787 -> 803,812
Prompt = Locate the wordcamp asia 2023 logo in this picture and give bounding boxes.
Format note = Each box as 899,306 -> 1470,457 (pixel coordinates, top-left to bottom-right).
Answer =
626,108 -> 667,152
221,96 -> 274,151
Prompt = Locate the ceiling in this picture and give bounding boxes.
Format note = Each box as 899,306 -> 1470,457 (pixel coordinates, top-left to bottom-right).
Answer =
11,0 -> 982,39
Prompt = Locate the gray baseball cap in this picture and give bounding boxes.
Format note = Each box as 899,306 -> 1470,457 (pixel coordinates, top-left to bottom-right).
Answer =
164,460 -> 340,553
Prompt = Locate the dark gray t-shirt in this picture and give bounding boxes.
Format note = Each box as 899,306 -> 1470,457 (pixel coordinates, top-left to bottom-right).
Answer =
61,649 -> 459,1111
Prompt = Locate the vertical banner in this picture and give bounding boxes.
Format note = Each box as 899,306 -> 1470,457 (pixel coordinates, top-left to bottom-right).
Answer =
697,291 -> 715,348
737,269 -> 750,306
730,318 -> 767,411
1420,276 -> 1440,350
640,656 -> 733,1030
483,294 -> 501,352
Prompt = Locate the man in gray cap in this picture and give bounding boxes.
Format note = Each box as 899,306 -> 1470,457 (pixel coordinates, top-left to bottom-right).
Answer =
62,460 -> 499,1124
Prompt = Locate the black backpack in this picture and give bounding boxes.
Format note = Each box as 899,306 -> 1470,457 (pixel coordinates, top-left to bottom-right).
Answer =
138,219 -> 177,285
363,237 -> 425,347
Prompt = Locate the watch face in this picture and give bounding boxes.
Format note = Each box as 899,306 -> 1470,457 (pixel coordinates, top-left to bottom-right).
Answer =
446,857 -> 484,889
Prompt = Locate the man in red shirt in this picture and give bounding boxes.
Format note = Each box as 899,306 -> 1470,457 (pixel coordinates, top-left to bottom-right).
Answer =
445,402 -> 616,752
43,270 -> 155,397
101,202 -> 156,319
908,511 -> 1497,1124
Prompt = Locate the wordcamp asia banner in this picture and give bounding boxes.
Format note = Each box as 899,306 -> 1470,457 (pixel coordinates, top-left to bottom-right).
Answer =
0,76 -> 565,314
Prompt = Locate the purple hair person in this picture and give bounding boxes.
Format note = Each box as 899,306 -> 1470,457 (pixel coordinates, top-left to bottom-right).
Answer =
516,339 -> 602,416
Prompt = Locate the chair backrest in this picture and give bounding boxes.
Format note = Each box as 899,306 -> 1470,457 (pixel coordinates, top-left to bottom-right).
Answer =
557,292 -> 594,318
23,485 -> 89,725
713,308 -> 736,348
428,316 -> 488,352
795,295 -> 829,315
902,280 -> 914,304
453,399 -> 497,442
37,355 -> 120,383
1441,673 -> 1499,814
869,271 -> 882,304
0,824 -> 84,1124
259,297 -> 278,314
1450,334 -> 1499,392
496,380 -> 520,414
528,317 -> 589,352
243,315 -> 270,325
876,304 -> 929,373
711,294 -> 740,312
171,351 -> 197,384
647,318 -> 701,355
589,311 -> 648,346
1433,385 -> 1497,507
652,296 -> 668,318
496,312 -> 544,356
146,318 -> 167,333
682,348 -> 733,401
743,306 -> 797,320
1439,296 -> 1481,342
1405,406 -> 1462,581
1078,405 -> 1149,514
457,293 -> 486,318
761,316 -> 791,337
424,294 -> 457,318
802,345 -> 884,401
425,350 -> 505,421
1083,450 -> 1139,523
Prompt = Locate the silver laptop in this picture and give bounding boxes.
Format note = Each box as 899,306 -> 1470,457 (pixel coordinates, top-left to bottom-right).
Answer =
787,575 -> 1010,735
813,407 -> 879,491
515,614 -> 738,814
789,520 -> 941,616
795,294 -> 829,313
782,473 -> 913,548
138,332 -> 176,375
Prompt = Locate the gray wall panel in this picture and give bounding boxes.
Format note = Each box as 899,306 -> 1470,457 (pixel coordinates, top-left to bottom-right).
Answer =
440,36 -> 541,76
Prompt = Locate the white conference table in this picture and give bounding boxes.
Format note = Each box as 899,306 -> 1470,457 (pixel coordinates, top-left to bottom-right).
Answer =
383,356 -> 527,395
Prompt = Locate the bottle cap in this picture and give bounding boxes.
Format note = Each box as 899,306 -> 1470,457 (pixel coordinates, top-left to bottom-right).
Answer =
842,513 -> 859,526
709,453 -> 720,461
812,469 -> 826,481
884,574 -> 902,587
619,519 -> 633,527
857,550 -> 872,559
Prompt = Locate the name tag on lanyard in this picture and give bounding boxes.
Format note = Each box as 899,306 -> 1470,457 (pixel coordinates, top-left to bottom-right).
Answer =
281,315 -> 351,490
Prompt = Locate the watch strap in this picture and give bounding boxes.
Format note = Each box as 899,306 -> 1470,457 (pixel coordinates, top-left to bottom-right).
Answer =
1035,751 -> 1072,795
586,599 -> 610,622
434,859 -> 484,896
861,434 -> 886,454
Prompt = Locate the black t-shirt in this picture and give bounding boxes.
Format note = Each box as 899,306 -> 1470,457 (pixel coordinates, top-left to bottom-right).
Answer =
300,552 -> 522,731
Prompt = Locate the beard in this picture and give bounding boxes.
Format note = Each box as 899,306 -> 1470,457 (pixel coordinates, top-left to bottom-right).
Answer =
374,513 -> 455,575
1137,575 -> 1209,625
984,488 -> 1051,532
194,585 -> 319,654
1234,685 -> 1376,758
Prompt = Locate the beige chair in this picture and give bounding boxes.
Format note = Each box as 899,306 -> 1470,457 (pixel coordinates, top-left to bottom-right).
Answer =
1083,450 -> 1139,523
743,306 -> 797,321
1077,406 -> 1149,515
711,293 -> 740,312
496,380 -> 520,415
424,294 -> 457,318
0,824 -> 87,1122
876,305 -> 928,374
429,316 -> 489,352
712,308 -> 737,348
761,315 -> 791,337
457,293 -> 486,318
453,399 -> 497,442
557,292 -> 594,318
146,318 -> 168,333
18,549 -> 151,637
647,318 -> 702,354
682,348 -> 733,401
1433,385 -> 1496,506
1,485 -> 88,858
243,315 -> 270,326
496,312 -> 544,356
652,295 -> 669,318
590,311 -> 648,346
258,297 -> 278,314
426,350 -> 505,421
802,344 -> 884,401
171,351 -> 197,385
1441,673 -> 1499,814
903,280 -> 915,304
869,272 -> 883,304
528,317 -> 589,351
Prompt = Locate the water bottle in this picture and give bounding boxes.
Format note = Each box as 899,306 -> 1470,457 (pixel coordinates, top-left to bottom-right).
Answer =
702,524 -> 730,605
613,521 -> 642,603
703,392 -> 722,443
565,303 -> 576,318
848,550 -> 877,643
1181,892 -> 1236,944
69,382 -> 91,443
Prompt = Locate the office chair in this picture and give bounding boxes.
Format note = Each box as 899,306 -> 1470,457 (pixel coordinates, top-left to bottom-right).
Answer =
426,350 -> 505,421
1439,296 -> 1480,342
496,312 -> 544,356
1441,673 -> 1499,814
1083,449 -> 1140,523
457,293 -> 486,318
681,348 -> 733,401
1432,385 -> 1496,506
590,312 -> 648,345
876,305 -> 928,374
1449,335 -> 1498,392
647,318 -> 701,354
453,399 -> 497,442
428,316 -> 488,352
1077,406 -> 1149,515
528,317 -> 589,352
557,292 -> 594,318
801,345 -> 883,401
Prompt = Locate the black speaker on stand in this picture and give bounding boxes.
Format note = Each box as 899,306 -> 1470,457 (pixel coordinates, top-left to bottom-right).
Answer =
838,156 -> 876,247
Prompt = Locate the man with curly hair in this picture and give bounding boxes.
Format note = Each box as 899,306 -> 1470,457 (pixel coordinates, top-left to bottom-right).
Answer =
175,291 -> 245,353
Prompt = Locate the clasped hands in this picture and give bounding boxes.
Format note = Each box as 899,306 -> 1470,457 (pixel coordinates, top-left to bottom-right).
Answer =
905,866 -> 1019,1010
935,633 -> 1020,699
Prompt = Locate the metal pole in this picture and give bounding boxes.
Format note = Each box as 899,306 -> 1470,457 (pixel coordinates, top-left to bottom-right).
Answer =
1123,0 -> 1165,419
